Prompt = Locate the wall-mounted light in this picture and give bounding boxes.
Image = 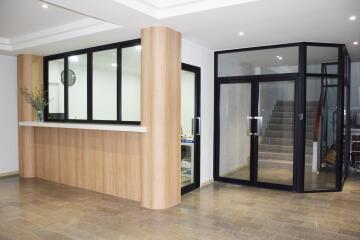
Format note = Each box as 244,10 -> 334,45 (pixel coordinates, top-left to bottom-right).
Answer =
354,41 -> 359,45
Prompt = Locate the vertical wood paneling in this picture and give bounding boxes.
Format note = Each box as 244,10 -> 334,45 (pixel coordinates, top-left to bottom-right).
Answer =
141,27 -> 181,209
18,55 -> 43,178
32,128 -> 141,201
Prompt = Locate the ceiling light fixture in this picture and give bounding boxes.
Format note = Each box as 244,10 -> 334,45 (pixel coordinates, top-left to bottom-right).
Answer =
349,15 -> 356,21
276,55 -> 283,60
354,41 -> 359,45
42,4 -> 48,9
238,31 -> 245,36
69,56 -> 79,63
111,63 -> 117,67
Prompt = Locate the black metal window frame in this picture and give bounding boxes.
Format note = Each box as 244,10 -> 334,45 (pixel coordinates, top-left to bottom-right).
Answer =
213,42 -> 350,193
43,38 -> 141,125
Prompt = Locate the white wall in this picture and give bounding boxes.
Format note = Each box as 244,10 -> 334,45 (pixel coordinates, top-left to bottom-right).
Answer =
182,39 -> 214,185
0,54 -> 18,175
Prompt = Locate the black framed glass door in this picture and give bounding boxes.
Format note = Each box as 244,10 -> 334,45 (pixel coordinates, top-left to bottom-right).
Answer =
181,63 -> 201,195
216,78 -> 296,190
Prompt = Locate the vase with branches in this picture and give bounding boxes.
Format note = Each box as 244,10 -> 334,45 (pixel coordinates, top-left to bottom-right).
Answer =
21,87 -> 48,122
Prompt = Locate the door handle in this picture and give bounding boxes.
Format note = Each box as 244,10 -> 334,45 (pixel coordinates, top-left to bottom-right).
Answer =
192,117 -> 201,136
195,117 -> 201,136
247,116 -> 253,136
254,116 -> 263,136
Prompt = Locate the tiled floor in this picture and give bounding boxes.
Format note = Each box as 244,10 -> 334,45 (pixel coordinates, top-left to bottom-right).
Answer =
0,174 -> 360,240
225,166 -> 337,190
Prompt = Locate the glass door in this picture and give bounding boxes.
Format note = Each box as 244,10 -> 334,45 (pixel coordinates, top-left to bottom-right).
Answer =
256,80 -> 295,187
218,82 -> 252,182
181,63 -> 200,194
216,78 -> 295,189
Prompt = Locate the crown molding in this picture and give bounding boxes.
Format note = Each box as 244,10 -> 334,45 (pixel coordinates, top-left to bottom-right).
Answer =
114,0 -> 258,19
0,18 -> 122,52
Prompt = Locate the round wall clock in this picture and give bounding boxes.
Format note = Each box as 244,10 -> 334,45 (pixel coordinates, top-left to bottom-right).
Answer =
61,69 -> 76,86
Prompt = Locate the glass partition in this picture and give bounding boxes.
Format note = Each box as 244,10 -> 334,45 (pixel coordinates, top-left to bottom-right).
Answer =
307,46 -> 339,74
44,39 -> 141,124
121,45 -> 141,122
48,59 -> 65,120
93,49 -> 117,121
304,77 -> 338,191
68,54 -> 87,120
215,42 -> 350,193
218,46 -> 298,77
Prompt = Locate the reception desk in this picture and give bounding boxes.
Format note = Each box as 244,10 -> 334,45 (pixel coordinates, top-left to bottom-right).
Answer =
19,122 -> 146,202
18,27 -> 181,209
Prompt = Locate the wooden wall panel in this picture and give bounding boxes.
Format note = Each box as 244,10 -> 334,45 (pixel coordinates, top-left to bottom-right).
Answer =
141,26 -> 181,209
33,128 -> 142,201
18,55 -> 43,178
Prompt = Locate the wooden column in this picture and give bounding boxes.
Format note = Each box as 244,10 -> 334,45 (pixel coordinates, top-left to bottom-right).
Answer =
141,27 -> 181,209
18,55 -> 43,178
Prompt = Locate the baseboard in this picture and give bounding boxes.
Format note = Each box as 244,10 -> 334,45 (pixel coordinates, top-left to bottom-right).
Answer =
200,179 -> 214,187
0,171 -> 19,178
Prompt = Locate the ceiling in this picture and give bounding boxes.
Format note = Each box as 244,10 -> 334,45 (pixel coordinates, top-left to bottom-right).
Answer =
1,0 -> 360,60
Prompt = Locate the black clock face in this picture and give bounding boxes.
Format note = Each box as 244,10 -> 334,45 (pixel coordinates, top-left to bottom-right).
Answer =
61,69 -> 76,86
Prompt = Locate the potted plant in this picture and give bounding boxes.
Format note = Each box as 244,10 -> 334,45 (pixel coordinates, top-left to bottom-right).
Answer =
21,87 -> 48,122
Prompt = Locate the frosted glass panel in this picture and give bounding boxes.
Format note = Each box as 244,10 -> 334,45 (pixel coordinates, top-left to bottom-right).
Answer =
219,83 -> 251,180
93,49 -> 117,121
218,46 -> 298,77
48,59 -> 65,120
121,46 -> 141,121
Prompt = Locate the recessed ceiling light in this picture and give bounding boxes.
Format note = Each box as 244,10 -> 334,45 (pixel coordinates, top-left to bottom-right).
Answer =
69,56 -> 79,63
349,15 -> 356,21
238,32 -> 245,36
111,63 -> 117,67
354,41 -> 359,45
42,4 -> 48,9
135,45 -> 142,50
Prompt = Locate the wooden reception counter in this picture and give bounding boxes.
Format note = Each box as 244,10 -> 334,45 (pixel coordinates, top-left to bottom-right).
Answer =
18,26 -> 181,209
19,122 -> 145,202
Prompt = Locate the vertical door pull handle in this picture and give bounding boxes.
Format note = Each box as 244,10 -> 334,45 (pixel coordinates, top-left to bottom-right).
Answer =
247,116 -> 253,136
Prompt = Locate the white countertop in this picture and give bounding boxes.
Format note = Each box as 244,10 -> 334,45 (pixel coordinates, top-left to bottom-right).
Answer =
19,121 -> 147,133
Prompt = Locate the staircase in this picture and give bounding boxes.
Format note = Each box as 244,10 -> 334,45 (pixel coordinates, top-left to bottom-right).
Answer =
258,100 -> 318,170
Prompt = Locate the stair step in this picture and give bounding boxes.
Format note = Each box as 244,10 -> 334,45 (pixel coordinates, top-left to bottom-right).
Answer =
272,112 -> 317,118
276,101 -> 318,107
269,117 -> 317,125
274,105 -> 317,112
259,144 -> 313,155
261,137 -> 313,147
258,159 -> 313,169
264,130 -> 313,138
258,151 -> 312,161
267,124 -> 313,131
